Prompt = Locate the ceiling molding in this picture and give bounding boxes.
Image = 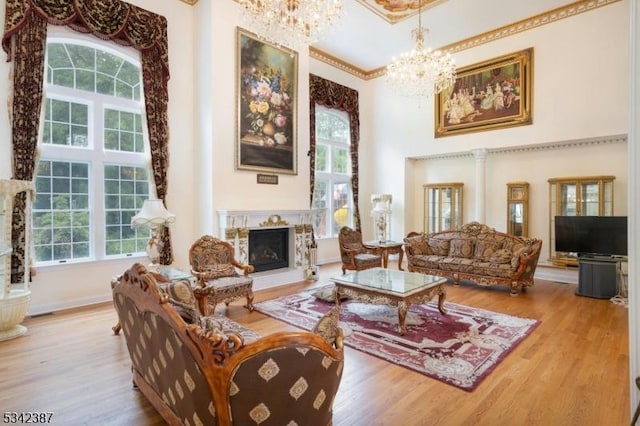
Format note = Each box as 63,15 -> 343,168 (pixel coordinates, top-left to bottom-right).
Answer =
439,0 -> 621,55
355,0 -> 448,25
308,47 -> 370,80
180,0 -> 199,5
311,0 -> 622,80
410,134 -> 628,161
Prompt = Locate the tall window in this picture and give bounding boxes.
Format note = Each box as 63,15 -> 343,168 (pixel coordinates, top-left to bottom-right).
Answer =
312,105 -> 352,238
33,37 -> 150,264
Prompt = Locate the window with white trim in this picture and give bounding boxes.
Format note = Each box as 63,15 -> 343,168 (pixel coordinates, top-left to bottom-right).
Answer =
33,37 -> 151,264
311,105 -> 352,239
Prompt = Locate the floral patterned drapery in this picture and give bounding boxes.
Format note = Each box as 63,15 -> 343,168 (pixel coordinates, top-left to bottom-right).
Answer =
2,0 -> 173,281
309,74 -> 361,231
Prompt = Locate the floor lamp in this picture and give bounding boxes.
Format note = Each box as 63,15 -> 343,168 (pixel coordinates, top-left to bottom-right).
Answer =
131,199 -> 175,271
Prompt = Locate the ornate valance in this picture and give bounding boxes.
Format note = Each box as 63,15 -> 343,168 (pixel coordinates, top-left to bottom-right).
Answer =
2,0 -> 169,81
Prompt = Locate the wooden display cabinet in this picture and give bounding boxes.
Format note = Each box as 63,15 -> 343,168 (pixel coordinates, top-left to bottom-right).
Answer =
507,182 -> 529,237
423,182 -> 463,234
548,175 -> 615,266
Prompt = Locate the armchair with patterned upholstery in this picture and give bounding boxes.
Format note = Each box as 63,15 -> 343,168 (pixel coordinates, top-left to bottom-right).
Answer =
112,263 -> 345,426
338,226 -> 382,274
188,235 -> 255,315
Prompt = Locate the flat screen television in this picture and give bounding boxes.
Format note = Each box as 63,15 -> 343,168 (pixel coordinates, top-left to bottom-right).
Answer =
554,215 -> 628,257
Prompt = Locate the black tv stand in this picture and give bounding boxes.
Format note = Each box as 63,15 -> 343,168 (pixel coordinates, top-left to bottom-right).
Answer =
576,254 -> 620,299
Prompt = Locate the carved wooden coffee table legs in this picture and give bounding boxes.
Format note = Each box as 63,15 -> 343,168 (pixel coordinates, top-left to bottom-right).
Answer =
396,287 -> 447,334
334,282 -> 447,335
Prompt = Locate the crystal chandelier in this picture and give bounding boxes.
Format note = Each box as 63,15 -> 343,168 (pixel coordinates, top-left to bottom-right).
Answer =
239,0 -> 344,50
386,0 -> 456,99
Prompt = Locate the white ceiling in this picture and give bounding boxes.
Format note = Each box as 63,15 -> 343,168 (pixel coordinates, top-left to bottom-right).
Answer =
311,0 -> 578,72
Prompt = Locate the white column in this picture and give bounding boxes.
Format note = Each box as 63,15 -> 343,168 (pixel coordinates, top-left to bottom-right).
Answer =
629,0 -> 640,418
472,148 -> 488,223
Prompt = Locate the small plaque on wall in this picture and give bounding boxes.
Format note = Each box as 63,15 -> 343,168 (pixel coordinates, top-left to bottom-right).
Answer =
257,174 -> 278,185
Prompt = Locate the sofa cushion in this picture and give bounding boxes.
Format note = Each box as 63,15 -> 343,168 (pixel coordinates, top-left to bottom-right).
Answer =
473,239 -> 502,261
440,257 -> 476,272
449,238 -> 475,258
312,306 -> 341,346
405,235 -> 430,255
511,245 -> 533,269
471,261 -> 516,278
409,254 -> 444,269
502,238 -> 525,253
489,248 -> 513,264
312,286 -> 349,303
156,278 -> 199,323
428,237 -> 450,256
211,314 -> 261,344
198,316 -> 224,334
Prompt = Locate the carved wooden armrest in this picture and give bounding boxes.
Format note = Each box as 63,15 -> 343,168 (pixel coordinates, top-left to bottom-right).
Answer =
231,260 -> 254,276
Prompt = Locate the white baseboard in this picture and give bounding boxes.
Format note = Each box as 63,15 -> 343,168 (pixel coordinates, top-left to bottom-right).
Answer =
534,264 -> 578,284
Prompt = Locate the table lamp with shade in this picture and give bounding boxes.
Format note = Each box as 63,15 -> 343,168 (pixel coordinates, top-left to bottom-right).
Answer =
131,199 -> 175,270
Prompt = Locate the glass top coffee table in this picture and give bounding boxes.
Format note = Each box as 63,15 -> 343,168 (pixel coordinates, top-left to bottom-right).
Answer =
330,267 -> 448,335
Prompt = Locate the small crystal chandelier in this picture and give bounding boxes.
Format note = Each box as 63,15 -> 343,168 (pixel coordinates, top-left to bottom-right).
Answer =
239,0 -> 344,50
386,0 -> 456,99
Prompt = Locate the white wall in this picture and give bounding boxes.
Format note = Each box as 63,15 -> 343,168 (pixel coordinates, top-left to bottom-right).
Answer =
206,1 -> 312,216
365,1 -> 629,244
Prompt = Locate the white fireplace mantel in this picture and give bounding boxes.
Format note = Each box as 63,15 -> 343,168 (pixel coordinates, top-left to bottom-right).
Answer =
216,210 -> 313,290
217,209 -> 312,232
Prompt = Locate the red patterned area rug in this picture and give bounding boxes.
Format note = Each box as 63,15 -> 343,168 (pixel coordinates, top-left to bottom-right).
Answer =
254,286 -> 540,391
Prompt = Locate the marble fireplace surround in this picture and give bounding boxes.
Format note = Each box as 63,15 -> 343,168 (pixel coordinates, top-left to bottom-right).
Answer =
217,210 -> 313,289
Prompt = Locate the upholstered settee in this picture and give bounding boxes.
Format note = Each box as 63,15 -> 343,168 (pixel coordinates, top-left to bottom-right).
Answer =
112,263 -> 344,426
403,222 -> 543,295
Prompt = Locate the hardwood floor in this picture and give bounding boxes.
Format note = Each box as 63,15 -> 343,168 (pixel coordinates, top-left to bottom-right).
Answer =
0,261 -> 630,425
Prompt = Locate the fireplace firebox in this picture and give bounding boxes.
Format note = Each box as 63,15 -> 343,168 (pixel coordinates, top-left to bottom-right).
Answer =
248,228 -> 289,272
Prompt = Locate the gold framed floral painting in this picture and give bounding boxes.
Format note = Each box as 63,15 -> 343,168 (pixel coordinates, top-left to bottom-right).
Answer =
435,48 -> 533,138
236,27 -> 298,174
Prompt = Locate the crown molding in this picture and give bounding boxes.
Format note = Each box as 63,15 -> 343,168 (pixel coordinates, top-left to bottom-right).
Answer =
410,134 -> 628,161
439,0 -> 621,55
180,0 -> 199,5
311,0 -> 622,80
308,47 -> 370,80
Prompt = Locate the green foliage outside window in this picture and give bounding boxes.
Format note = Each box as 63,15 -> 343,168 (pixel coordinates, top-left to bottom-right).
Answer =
34,40 -> 149,264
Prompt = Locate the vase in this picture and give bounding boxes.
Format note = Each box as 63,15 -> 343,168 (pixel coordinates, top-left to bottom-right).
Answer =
0,289 -> 31,341
262,122 -> 275,136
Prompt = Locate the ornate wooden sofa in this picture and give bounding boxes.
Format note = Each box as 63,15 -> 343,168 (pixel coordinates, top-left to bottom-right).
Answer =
403,222 -> 543,295
112,263 -> 344,425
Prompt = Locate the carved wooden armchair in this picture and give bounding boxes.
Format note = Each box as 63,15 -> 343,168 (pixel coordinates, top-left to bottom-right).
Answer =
188,235 -> 255,315
338,226 -> 382,274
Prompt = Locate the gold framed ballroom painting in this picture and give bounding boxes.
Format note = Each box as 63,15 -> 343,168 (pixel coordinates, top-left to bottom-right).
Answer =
236,27 -> 298,174
435,48 -> 533,138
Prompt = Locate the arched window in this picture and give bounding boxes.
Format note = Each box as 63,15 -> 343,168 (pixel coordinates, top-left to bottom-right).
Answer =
33,35 -> 150,264
312,105 -> 352,238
